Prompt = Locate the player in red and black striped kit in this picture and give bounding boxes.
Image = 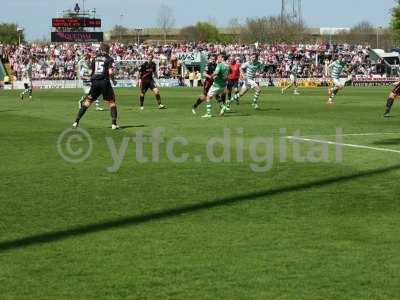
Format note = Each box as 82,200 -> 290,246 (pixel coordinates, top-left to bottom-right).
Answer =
384,80 -> 400,117
226,56 -> 241,109
192,54 -> 218,114
72,43 -> 119,130
138,54 -> 166,110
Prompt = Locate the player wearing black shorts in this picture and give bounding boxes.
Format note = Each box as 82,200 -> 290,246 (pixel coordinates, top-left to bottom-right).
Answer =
138,54 -> 166,110
191,54 -> 217,114
20,58 -> 33,100
227,56 -> 241,101
73,43 -> 119,130
384,81 -> 400,117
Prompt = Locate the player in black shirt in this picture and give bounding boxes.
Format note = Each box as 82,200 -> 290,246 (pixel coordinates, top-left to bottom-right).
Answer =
191,54 -> 217,114
72,43 -> 119,130
138,54 -> 166,110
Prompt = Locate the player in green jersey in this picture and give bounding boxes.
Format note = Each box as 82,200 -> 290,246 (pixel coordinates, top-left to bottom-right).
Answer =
281,60 -> 300,95
77,54 -> 104,111
327,54 -> 352,105
228,53 -> 264,110
202,53 -> 229,118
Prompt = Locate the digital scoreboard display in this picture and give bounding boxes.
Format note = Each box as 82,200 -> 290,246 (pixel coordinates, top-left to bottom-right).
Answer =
52,18 -> 101,28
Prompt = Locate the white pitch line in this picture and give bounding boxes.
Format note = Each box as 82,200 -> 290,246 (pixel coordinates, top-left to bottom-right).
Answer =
287,136 -> 400,154
300,132 -> 400,138
340,132 -> 400,137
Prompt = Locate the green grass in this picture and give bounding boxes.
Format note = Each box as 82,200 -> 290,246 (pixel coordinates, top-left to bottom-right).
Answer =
1,87 -> 400,299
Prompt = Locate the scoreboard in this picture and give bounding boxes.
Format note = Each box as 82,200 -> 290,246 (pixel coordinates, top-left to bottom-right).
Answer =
51,14 -> 103,42
52,18 -> 101,28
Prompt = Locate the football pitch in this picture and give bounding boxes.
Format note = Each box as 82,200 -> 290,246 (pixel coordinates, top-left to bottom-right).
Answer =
1,87 -> 400,299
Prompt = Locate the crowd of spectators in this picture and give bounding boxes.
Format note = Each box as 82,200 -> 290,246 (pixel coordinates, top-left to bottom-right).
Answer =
0,42 -> 383,81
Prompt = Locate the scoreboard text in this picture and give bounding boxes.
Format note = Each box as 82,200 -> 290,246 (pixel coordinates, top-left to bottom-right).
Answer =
52,18 -> 102,28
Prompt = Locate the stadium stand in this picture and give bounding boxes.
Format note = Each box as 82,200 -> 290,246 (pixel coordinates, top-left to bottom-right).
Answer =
2,42 -> 381,82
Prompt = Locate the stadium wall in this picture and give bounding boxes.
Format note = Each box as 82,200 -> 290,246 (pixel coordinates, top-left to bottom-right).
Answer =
7,79 -> 181,90
5,76 -> 399,90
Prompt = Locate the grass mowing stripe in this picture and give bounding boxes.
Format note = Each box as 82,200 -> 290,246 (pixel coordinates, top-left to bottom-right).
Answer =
1,163 -> 400,253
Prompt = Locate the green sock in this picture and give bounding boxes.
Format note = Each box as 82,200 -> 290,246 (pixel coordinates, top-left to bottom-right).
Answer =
253,91 -> 260,104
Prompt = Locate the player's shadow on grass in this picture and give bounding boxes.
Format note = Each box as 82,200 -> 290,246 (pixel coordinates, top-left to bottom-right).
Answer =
119,125 -> 146,129
341,101 -> 361,105
257,108 -> 281,112
1,164 -> 400,253
224,112 -> 251,117
372,139 -> 400,146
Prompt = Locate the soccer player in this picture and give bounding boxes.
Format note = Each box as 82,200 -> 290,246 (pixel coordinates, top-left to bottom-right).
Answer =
77,54 -> 103,111
202,53 -> 229,118
20,59 -> 33,100
327,54 -> 352,105
384,80 -> 400,117
192,54 -> 217,115
138,54 -> 166,110
229,53 -> 264,110
226,56 -> 241,107
281,60 -> 300,95
72,43 -> 119,130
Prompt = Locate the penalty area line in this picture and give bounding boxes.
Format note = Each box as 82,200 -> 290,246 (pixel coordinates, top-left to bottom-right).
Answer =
286,136 -> 400,154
